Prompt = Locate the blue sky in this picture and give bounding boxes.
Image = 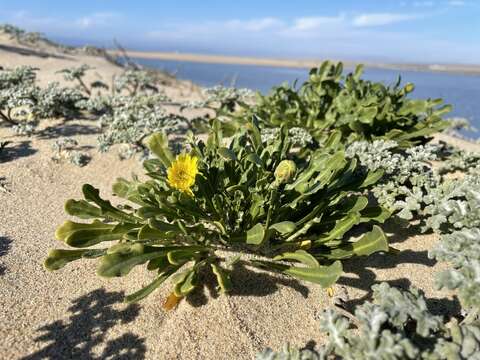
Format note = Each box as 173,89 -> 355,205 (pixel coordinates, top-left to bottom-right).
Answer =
0,0 -> 479,64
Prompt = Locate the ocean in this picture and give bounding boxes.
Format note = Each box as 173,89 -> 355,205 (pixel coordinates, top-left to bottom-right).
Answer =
133,57 -> 480,139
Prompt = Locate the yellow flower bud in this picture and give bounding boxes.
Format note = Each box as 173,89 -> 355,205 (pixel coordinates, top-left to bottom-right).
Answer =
274,160 -> 296,185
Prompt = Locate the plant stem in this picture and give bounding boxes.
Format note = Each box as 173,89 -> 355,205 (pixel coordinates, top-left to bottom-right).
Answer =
77,77 -> 91,96
0,110 -> 19,126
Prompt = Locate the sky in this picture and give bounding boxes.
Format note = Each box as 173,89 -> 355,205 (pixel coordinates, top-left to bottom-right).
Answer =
0,0 -> 479,64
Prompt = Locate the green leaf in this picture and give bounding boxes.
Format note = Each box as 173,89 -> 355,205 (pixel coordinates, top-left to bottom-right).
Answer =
269,221 -> 296,235
245,223 -> 265,245
112,178 -> 146,205
283,261 -> 342,287
146,256 -> 170,271
359,169 -> 385,189
64,200 -> 102,219
82,184 -> 136,222
353,64 -> 364,80
315,212 -> 361,243
274,250 -> 320,267
245,153 -> 263,167
44,249 -> 105,271
146,132 -> 174,168
97,244 -> 166,277
138,224 -> 176,241
218,147 -> 237,161
55,220 -> 122,248
172,267 -> 197,296
322,225 -> 389,260
211,263 -> 232,294
360,206 -> 391,223
125,266 -> 179,303
167,249 -> 200,265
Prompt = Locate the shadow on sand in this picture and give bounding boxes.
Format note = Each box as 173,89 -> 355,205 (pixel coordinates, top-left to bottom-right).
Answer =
0,141 -> 37,163
22,288 -> 146,360
186,261 -> 310,307
0,44 -> 71,60
0,236 -> 12,276
37,123 -> 101,140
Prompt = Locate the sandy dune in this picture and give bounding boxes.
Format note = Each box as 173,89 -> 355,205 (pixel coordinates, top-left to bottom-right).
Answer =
0,34 -> 477,359
111,49 -> 480,75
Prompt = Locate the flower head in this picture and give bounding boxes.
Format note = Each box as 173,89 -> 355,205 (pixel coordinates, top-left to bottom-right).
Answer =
273,160 -> 297,186
167,153 -> 198,196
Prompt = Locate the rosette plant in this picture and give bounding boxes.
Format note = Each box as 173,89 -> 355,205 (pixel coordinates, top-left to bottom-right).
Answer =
45,119 -> 391,303
236,61 -> 451,149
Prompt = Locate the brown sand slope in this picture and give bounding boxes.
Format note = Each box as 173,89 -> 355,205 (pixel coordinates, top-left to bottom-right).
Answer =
0,36 -> 478,359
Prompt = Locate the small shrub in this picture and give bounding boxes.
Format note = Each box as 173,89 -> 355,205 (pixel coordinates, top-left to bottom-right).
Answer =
258,283 -> 480,360
45,120 -> 390,303
57,65 -> 108,95
51,138 -> 90,167
237,61 -> 451,148
346,140 -> 440,220
0,66 -> 86,133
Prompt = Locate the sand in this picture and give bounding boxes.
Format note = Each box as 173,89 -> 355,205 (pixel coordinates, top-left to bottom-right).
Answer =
1,34 -> 479,360
110,49 -> 480,75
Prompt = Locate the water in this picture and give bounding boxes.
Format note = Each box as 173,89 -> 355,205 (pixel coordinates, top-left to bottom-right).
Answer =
133,57 -> 480,139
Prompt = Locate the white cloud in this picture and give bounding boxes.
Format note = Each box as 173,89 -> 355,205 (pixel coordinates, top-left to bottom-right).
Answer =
352,13 -> 422,27
75,12 -> 120,29
291,15 -> 345,31
224,17 -> 284,32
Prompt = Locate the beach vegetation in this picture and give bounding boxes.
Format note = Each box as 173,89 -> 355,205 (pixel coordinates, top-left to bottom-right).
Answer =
45,119 -> 391,303
235,61 -> 451,149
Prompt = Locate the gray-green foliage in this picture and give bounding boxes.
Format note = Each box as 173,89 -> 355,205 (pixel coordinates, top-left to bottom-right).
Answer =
94,93 -> 191,156
183,86 -> 255,111
113,68 -> 160,95
86,83 -> 255,158
0,66 -> 86,133
346,140 -> 439,220
45,120 -> 390,303
257,345 -> 321,360
57,65 -> 108,95
430,228 -> 480,314
438,148 -> 480,175
423,173 -> 480,232
51,138 -> 90,167
261,127 -> 314,148
258,283 -> 480,360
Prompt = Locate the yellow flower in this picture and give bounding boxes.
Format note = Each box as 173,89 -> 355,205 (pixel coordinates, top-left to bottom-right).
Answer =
167,153 -> 198,196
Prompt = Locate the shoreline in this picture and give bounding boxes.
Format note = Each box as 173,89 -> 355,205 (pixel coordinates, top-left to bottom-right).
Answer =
110,50 -> 480,76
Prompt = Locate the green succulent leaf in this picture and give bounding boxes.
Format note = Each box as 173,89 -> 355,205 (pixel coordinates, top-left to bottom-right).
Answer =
245,223 -> 265,245
322,225 -> 389,260
211,263 -> 232,294
274,249 -> 320,267
44,249 -> 105,271
125,266 -> 179,303
269,221 -> 296,235
97,244 -> 167,277
283,261 -> 343,287
146,132 -> 174,168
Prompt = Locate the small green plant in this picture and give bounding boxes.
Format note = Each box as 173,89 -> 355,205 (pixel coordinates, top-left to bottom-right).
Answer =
51,138 -> 90,167
57,65 -> 108,96
113,68 -> 161,96
237,61 -> 451,149
45,119 -> 390,303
